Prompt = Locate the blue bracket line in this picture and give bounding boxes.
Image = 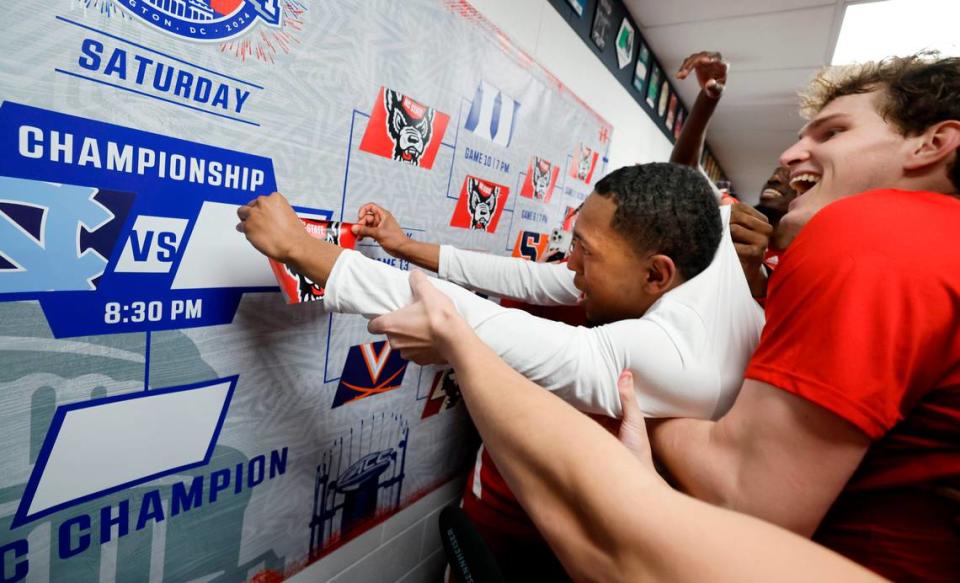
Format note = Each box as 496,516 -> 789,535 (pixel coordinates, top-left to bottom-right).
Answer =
337,109 -> 371,221
443,99 -> 469,201
323,313 -> 337,383
144,330 -> 151,391
504,170 -> 527,251
414,365 -> 428,401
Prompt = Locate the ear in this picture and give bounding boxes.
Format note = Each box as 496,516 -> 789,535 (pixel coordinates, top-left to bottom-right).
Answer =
642,254 -> 678,295
904,120 -> 960,171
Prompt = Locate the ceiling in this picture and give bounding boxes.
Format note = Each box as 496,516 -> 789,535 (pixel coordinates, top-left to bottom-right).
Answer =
624,0 -> 853,203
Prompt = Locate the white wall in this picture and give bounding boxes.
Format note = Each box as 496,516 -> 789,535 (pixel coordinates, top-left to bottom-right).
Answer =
289,2 -> 674,581
471,0 -> 675,170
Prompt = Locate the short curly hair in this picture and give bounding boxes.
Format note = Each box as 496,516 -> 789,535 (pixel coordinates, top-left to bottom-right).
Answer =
593,163 -> 721,281
800,52 -> 960,189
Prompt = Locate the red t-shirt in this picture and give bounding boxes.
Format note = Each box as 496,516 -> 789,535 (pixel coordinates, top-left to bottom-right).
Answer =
745,189 -> 960,581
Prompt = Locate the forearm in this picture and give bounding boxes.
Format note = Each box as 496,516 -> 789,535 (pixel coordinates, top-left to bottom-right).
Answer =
744,264 -> 769,299
447,325 -> 881,583
444,322 -> 663,582
650,383 -> 867,537
286,237 -> 345,287
439,246 -> 581,305
669,90 -> 719,168
394,238 -> 440,272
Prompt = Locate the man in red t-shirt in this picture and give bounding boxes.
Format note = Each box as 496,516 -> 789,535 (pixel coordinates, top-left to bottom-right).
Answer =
651,53 -> 960,581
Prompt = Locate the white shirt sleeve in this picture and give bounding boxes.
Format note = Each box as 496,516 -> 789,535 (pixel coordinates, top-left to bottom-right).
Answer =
324,250 -> 721,419
438,245 -> 581,306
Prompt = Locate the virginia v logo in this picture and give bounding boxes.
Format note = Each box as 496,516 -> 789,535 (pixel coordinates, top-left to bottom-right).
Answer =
359,342 -> 397,382
332,341 -> 409,409
115,216 -> 189,273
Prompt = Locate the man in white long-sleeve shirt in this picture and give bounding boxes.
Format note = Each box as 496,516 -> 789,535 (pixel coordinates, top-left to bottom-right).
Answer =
237,163 -> 764,578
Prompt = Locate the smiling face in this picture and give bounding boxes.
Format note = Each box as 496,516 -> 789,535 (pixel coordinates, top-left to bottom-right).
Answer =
565,194 -> 654,324
775,90 -> 912,248
756,166 -> 797,220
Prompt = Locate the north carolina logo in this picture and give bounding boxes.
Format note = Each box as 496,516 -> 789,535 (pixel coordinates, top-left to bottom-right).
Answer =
117,0 -> 283,42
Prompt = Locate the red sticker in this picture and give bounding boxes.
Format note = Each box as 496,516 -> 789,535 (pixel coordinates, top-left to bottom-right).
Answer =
519,156 -> 560,203
268,219 -> 357,304
358,87 -> 450,170
449,175 -> 510,232
568,144 -> 598,184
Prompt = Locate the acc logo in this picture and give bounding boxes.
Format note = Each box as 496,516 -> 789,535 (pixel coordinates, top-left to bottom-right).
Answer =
331,341 -> 409,408
116,0 -> 282,42
115,215 -> 189,273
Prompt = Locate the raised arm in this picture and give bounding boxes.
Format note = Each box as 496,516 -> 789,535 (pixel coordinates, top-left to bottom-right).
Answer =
669,51 -> 727,168
368,272 -> 884,583
354,202 -> 581,305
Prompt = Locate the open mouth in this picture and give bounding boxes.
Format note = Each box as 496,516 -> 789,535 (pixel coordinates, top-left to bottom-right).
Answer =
789,173 -> 821,195
760,188 -> 784,202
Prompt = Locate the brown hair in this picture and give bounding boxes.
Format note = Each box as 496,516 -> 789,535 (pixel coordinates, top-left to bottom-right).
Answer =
800,53 -> 960,189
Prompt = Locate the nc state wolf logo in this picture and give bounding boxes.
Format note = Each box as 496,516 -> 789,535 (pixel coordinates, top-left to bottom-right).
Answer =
332,341 -> 409,408
569,144 -> 599,184
359,87 -> 450,170
520,157 -> 559,203
449,176 -> 509,232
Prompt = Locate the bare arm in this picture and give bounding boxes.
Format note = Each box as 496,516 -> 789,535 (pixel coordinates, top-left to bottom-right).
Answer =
650,379 -> 871,536
729,202 -> 773,298
238,194 -> 712,417
370,273 -> 883,583
236,192 -> 344,284
669,51 -> 727,168
353,202 -> 440,271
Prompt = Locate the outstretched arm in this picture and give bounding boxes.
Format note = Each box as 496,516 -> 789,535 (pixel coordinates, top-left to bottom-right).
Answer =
353,202 -> 442,272
239,192 -> 729,418
353,202 -> 581,305
236,192 -> 345,283
369,273 -> 884,583
669,51 -> 727,169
